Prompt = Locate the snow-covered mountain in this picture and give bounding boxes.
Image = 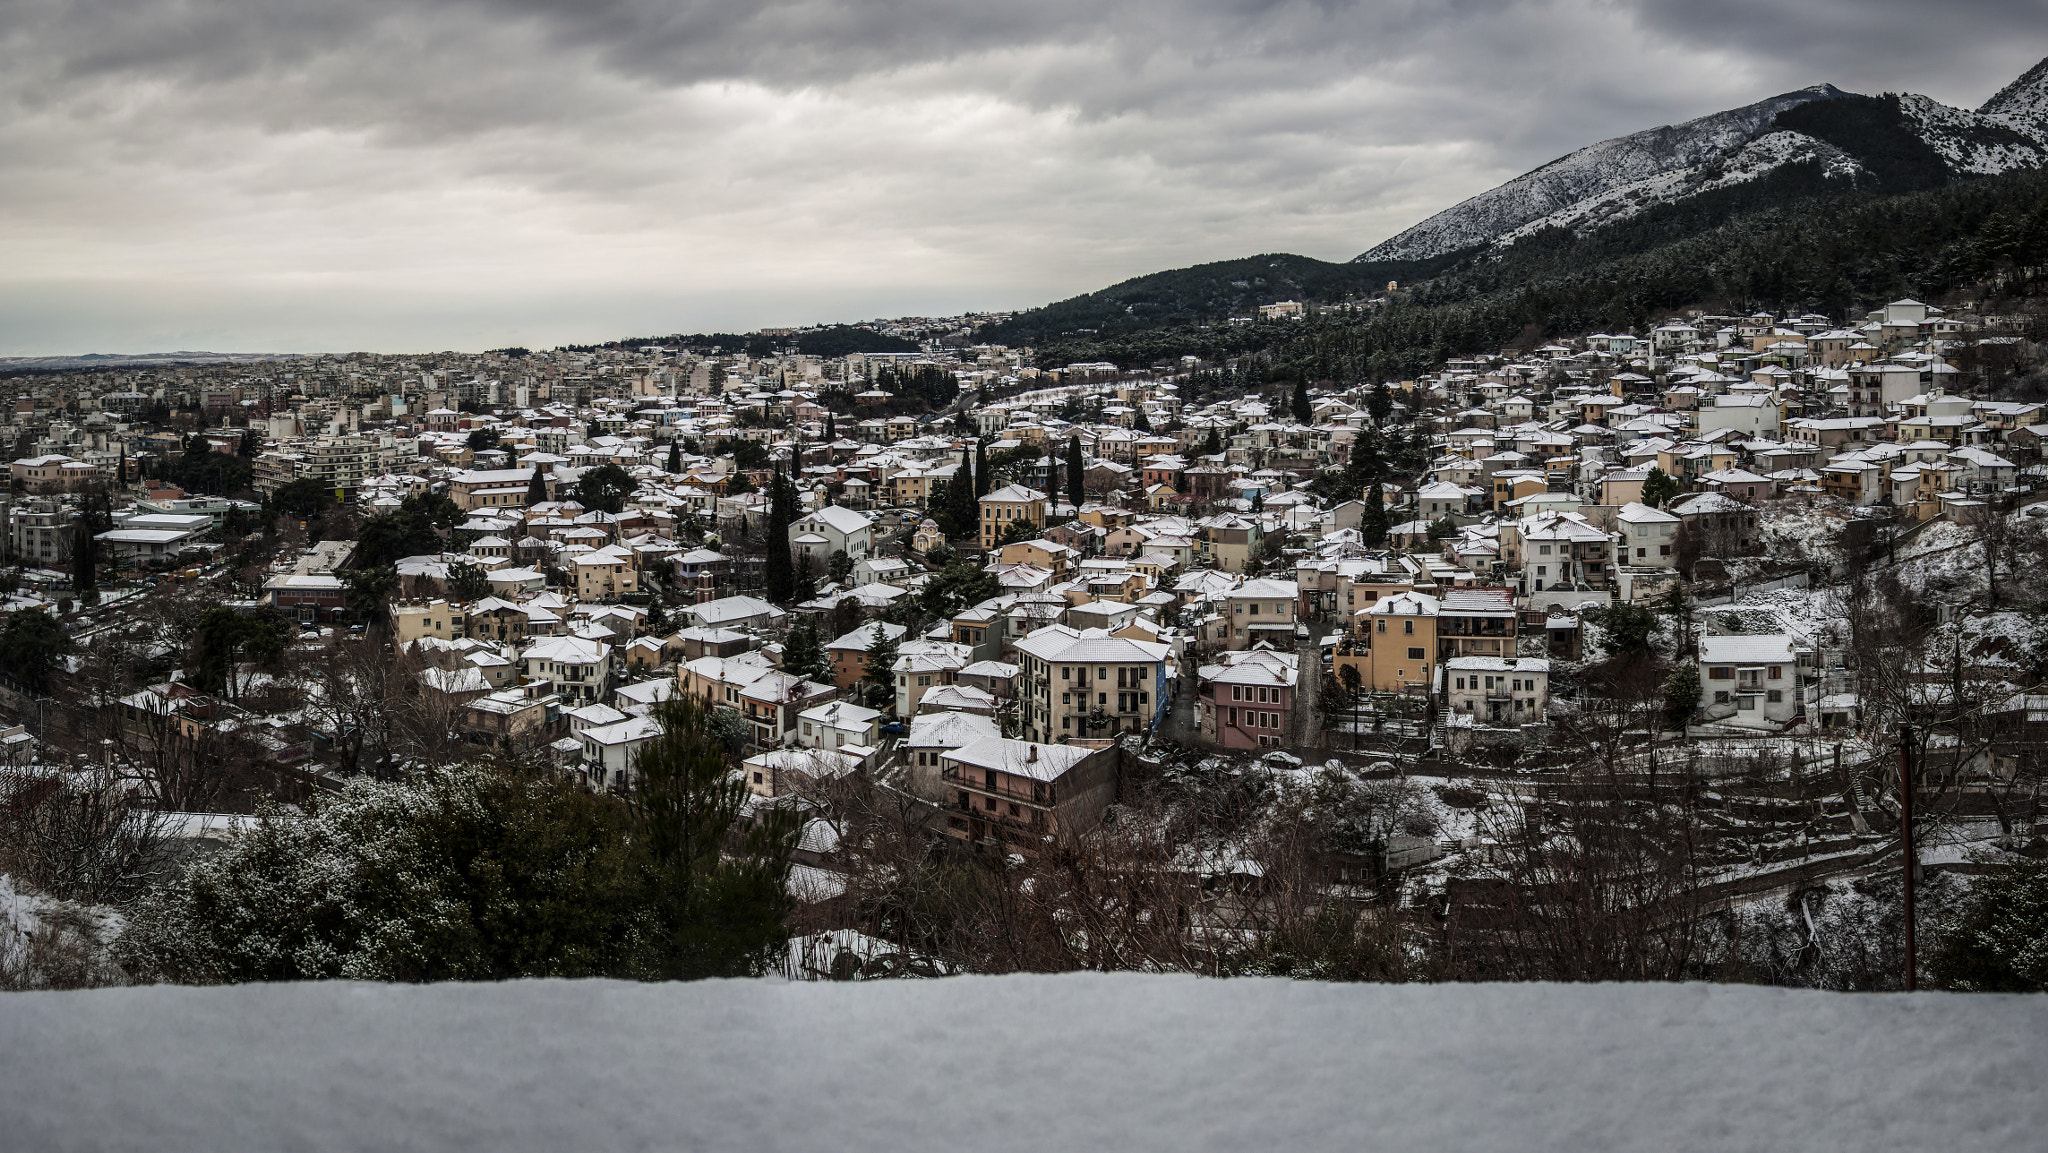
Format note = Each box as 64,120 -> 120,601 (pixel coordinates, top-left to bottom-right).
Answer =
1357,56 -> 2048,264
1983,54 -> 2048,133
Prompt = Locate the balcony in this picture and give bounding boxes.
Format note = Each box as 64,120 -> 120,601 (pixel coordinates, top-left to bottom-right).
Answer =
952,796 -> 1048,832
942,765 -> 1052,806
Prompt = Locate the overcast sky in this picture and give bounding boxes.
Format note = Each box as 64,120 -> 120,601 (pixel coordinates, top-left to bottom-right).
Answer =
2,1 -> 2042,355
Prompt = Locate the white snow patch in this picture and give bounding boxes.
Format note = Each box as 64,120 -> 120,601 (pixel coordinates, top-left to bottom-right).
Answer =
0,976 -> 2043,1152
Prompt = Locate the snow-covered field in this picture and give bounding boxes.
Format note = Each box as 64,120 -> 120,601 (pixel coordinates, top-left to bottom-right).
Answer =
2,975 -> 2043,1152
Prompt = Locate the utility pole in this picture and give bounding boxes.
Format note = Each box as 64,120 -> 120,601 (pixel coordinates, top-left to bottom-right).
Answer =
1899,721 -> 1916,992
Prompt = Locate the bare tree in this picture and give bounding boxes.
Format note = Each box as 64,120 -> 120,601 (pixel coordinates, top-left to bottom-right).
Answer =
1453,761 -> 1710,981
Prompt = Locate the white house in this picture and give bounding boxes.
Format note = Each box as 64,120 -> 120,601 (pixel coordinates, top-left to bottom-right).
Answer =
796,700 -> 882,751
1697,634 -> 1803,728
523,635 -> 612,705
580,714 -> 664,790
1444,656 -> 1549,724
789,504 -> 875,563
1615,502 -> 1680,569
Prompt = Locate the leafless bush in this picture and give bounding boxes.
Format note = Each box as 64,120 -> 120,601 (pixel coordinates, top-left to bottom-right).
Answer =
0,764 -> 176,905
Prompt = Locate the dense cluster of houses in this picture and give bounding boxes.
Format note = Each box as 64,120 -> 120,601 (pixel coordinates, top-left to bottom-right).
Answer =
4,295 -> 2040,852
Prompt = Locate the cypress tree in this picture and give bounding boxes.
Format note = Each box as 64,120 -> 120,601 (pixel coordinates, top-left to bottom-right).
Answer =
1361,481 -> 1389,546
1066,436 -> 1085,507
765,469 -> 795,603
525,466 -> 548,506
1290,377 -> 1312,424
1044,450 -> 1061,513
666,438 -> 681,475
974,439 -> 990,498
862,625 -> 900,712
1202,427 -> 1222,457
826,411 -> 836,442
633,696 -> 802,979
1134,408 -> 1153,433
947,451 -> 978,540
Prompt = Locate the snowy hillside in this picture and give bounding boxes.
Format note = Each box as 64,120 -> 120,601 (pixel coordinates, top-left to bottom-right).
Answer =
1982,53 -> 2048,134
1358,55 -> 2048,264
1901,93 -> 2048,176
1490,129 -> 1867,249
1356,85 -> 1846,262
1,975 -> 2043,1152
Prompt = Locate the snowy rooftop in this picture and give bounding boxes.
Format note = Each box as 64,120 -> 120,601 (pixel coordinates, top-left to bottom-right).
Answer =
0,977 -> 2040,1153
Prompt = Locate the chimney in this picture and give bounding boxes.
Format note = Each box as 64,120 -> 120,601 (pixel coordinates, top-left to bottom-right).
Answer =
1027,744 -> 1037,763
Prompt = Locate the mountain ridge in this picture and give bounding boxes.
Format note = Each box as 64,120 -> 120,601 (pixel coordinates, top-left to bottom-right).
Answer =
1354,57 -> 2048,265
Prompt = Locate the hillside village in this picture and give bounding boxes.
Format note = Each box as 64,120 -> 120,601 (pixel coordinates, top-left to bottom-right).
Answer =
4,297 -> 2047,985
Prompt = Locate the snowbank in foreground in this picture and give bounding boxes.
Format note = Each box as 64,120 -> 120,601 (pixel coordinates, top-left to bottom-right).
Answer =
2,975 -> 2042,1152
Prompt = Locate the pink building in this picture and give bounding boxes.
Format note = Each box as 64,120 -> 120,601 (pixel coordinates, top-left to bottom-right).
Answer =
1196,648 -> 1300,749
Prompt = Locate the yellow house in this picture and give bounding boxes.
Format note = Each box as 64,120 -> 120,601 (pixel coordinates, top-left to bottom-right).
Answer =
979,484 -> 1048,549
392,599 -> 468,643
572,546 -> 641,601
1491,471 -> 1548,511
1352,591 -> 1438,693
998,538 -> 1073,574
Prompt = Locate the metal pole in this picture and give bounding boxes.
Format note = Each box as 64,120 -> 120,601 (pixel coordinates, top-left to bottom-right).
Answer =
1899,721 -> 1916,992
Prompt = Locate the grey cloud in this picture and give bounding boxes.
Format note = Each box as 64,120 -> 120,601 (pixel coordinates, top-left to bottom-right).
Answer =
1,0 -> 2042,353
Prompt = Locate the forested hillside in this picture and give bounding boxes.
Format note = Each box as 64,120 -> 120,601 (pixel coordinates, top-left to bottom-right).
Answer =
996,165 -> 2048,383
977,253 -> 1445,347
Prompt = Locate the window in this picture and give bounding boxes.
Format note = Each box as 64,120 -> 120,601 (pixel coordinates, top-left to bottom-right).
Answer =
1404,620 -> 1414,635
1709,667 -> 1732,680
1767,666 -> 1782,680
1377,620 -> 1386,633
1061,666 -> 1069,680
1736,697 -> 1756,711
1767,690 -> 1783,703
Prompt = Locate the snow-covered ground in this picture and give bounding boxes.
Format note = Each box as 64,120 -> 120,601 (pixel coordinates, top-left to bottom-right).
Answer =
2,975 -> 2043,1152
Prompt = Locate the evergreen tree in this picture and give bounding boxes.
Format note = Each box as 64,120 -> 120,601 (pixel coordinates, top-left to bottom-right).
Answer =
947,450 -> 978,538
974,439 -> 990,498
782,619 -> 828,681
1066,436 -> 1085,508
1361,481 -> 1389,546
827,549 -> 854,585
1367,382 -> 1393,425
1134,408 -> 1153,433
826,411 -> 836,441
449,563 -> 490,603
70,489 -> 113,599
861,625 -> 900,712
1640,467 -> 1682,509
1202,427 -> 1223,457
764,470 -> 795,603
572,463 -> 637,515
0,608 -> 70,694
631,694 -> 800,980
1044,449 -> 1061,513
1290,376 -> 1312,424
525,466 -> 548,507
791,554 -> 818,605
666,438 -> 681,475
1347,429 -> 1381,486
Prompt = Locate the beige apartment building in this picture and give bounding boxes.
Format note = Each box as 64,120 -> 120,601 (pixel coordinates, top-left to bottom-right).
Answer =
1013,625 -> 1170,742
